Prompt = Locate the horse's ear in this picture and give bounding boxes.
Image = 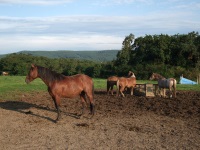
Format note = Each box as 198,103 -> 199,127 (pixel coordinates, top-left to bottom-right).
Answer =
31,64 -> 35,68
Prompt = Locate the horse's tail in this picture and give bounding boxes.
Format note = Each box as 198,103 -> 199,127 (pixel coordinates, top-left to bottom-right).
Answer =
116,79 -> 120,96
173,79 -> 177,98
90,80 -> 95,116
92,81 -> 94,98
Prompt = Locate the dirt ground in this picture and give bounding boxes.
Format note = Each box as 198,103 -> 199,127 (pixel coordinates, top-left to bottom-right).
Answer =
0,90 -> 199,150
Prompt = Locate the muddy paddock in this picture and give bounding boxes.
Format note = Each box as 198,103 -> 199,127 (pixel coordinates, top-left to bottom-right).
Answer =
0,90 -> 200,150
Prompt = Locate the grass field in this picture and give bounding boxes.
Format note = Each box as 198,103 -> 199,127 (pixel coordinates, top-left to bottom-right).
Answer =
0,76 -> 199,100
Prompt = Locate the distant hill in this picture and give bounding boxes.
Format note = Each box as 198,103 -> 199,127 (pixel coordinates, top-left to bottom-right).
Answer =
0,50 -> 119,62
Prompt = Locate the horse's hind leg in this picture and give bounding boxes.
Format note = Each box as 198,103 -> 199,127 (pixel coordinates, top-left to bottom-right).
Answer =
120,87 -> 125,97
169,88 -> 172,98
111,85 -> 114,95
174,88 -> 176,98
107,82 -> 111,95
86,92 -> 95,116
80,92 -> 87,116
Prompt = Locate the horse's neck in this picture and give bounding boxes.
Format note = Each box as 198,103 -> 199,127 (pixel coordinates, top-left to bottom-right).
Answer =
156,74 -> 165,80
37,67 -> 53,86
158,77 -> 165,80
38,74 -> 51,87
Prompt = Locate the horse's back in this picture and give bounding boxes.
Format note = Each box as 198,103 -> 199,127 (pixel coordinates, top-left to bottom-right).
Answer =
53,74 -> 93,96
158,78 -> 176,88
69,74 -> 93,86
118,77 -> 136,87
107,76 -> 118,82
127,77 -> 136,87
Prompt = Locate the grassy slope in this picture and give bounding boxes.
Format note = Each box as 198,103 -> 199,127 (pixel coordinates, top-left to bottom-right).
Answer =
0,76 -> 199,100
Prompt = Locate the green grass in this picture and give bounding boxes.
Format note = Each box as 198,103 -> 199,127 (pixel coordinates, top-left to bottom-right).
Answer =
0,76 -> 46,100
0,76 -> 199,100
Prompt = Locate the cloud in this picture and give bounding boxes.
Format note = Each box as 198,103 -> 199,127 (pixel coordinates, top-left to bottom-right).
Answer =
0,11 -> 198,37
0,34 -> 123,54
0,0 -> 199,53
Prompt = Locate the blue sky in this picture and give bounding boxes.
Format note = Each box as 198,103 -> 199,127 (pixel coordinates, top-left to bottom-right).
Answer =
0,0 -> 200,54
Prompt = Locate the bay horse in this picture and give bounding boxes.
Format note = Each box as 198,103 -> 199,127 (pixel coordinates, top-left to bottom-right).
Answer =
107,76 -> 119,95
117,71 -> 136,97
149,73 -> 177,98
25,64 -> 95,122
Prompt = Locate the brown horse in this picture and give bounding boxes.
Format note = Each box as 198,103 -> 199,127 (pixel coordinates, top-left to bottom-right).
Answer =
25,64 -> 95,122
117,71 -> 136,97
149,73 -> 177,98
107,76 -> 119,95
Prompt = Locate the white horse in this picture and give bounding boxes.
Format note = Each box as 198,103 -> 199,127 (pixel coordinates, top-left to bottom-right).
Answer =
149,73 -> 177,98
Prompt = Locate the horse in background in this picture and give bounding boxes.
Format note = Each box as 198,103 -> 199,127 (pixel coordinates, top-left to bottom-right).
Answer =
2,72 -> 9,76
117,71 -> 136,97
107,76 -> 119,95
25,64 -> 95,122
149,73 -> 177,98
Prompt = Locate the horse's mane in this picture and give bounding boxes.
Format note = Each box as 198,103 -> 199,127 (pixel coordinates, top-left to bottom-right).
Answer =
153,73 -> 165,79
37,66 -> 65,82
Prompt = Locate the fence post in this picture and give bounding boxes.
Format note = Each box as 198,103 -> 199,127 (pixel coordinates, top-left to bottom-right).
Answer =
198,74 -> 200,84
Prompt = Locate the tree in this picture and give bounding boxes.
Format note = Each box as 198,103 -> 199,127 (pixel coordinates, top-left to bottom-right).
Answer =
114,33 -> 135,75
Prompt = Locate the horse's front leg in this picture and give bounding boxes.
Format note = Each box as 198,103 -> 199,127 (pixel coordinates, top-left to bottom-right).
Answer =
159,88 -> 162,97
130,87 -> 134,95
48,88 -> 61,122
160,88 -> 165,98
52,96 -> 61,122
111,85 -> 114,95
163,88 -> 166,98
119,87 -> 125,97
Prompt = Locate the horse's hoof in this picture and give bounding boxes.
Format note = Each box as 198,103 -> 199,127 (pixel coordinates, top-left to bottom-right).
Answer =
54,119 -> 59,123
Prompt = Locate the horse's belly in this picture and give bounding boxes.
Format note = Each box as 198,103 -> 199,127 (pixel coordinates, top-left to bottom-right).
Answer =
62,88 -> 82,98
51,84 -> 82,98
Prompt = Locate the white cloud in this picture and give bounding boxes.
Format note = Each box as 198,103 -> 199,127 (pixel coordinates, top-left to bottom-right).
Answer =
1,12 -> 198,37
0,34 -> 123,54
0,0 -> 199,54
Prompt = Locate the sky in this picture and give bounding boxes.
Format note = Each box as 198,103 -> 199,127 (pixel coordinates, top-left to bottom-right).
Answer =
0,0 -> 200,54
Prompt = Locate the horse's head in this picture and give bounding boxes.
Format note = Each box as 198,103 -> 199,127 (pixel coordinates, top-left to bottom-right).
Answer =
150,73 -> 165,80
128,71 -> 136,78
149,73 -> 156,80
25,64 -> 38,84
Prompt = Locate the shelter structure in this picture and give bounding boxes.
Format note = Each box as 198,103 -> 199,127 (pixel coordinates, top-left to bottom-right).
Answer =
180,75 -> 197,84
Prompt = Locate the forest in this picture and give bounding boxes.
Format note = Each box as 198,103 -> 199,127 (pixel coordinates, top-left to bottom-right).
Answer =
0,31 -> 199,81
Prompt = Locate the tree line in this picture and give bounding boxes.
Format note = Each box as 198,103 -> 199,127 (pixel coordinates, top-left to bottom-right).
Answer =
0,31 -> 199,81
